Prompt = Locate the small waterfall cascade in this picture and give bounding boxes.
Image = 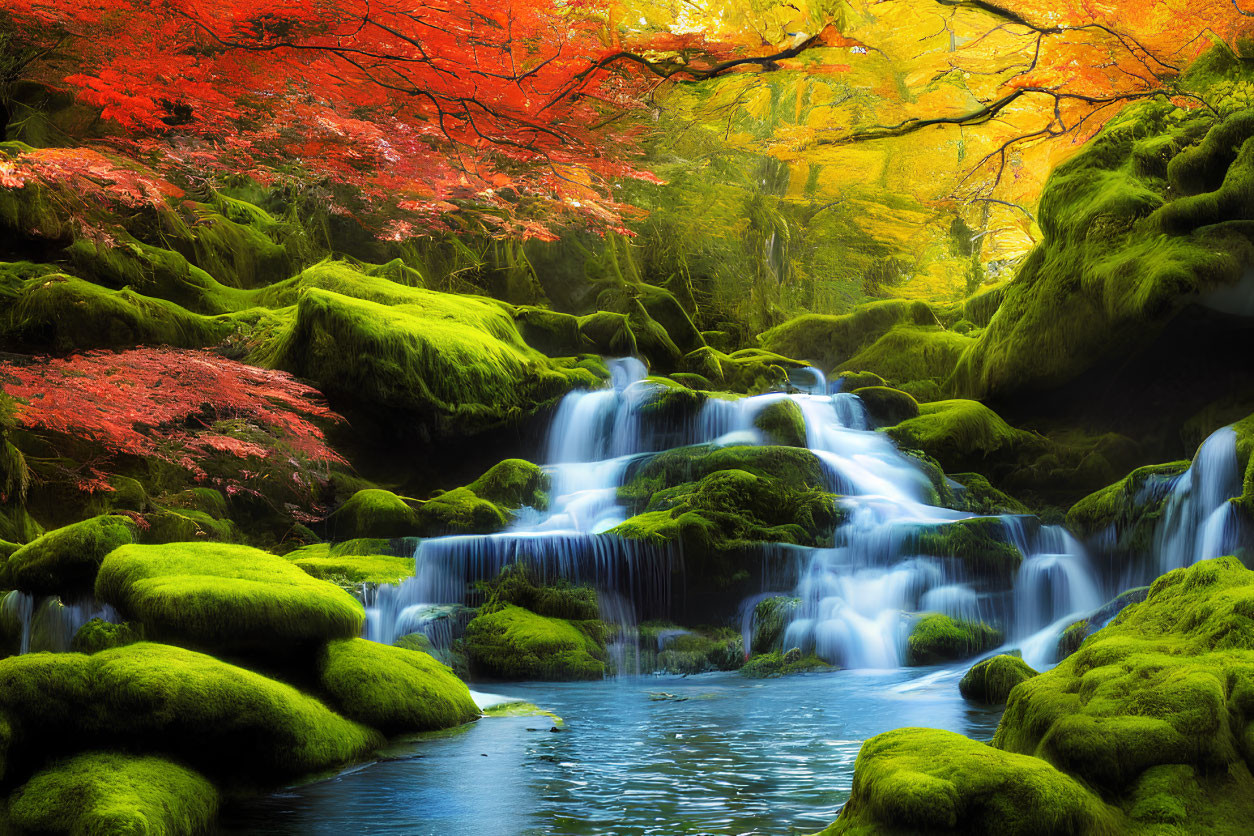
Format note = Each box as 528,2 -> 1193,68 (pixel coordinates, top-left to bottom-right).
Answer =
366,356 -> 1115,672
1155,427 -> 1244,574
0,590 -> 118,655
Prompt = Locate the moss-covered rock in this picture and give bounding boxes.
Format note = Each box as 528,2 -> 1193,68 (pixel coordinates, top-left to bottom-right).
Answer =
758,299 -> 939,374
838,325 -> 973,397
652,627 -> 744,674
96,542 -> 364,653
1053,585 -> 1150,661
477,563 -> 599,621
512,306 -> 587,356
852,386 -> 920,425
0,642 -> 380,778
741,649 -> 833,678
317,638 -> 479,735
286,544 -> 414,590
71,618 -> 139,654
327,489 -> 421,540
259,285 -> 597,437
1066,460 -> 1189,549
5,751 -> 218,836
948,473 -> 1030,516
0,515 -> 138,594
821,728 -> 1114,835
959,654 -> 1038,704
463,604 -> 607,681
750,596 -> 800,655
914,517 -> 1023,585
906,614 -> 1002,665
753,399 -> 807,447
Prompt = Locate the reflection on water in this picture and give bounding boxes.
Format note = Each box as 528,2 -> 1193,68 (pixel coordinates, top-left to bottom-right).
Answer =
217,667 -> 1002,835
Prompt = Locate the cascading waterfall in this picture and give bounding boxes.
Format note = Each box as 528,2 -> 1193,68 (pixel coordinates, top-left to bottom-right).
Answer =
0,590 -> 117,655
366,356 -> 1121,672
1155,427 -> 1244,574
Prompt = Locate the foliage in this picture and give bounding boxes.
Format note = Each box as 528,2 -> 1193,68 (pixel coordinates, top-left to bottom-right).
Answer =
1,347 -> 345,498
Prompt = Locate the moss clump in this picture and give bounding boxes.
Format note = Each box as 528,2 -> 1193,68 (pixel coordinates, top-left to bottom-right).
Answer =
71,618 -> 139,654
326,489 -> 420,540
759,299 -> 938,374
0,642 -> 380,778
317,639 -> 478,735
477,563 -> 599,621
416,459 -> 549,536
907,614 -> 1002,665
914,517 -> 1023,585
948,473 -> 1030,516
0,515 -> 138,594
885,399 -> 1041,473
753,399 -> 807,447
286,544 -> 414,589
654,627 -> 744,674
751,596 -> 800,655
996,557 -> 1254,792
6,751 -> 218,836
259,285 -> 597,437
578,310 -> 638,356
820,728 -> 1114,835
838,325 -> 973,396
741,649 -> 833,678
852,386 -> 920,425
466,458 -> 549,510
513,306 -> 587,356
959,654 -> 1038,704
618,444 -> 828,507
1066,460 -> 1189,545
1,274 -> 230,353
96,542 -> 364,653
463,604 -> 607,681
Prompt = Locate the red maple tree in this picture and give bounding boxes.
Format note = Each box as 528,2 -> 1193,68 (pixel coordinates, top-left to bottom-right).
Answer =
0,347 -> 346,497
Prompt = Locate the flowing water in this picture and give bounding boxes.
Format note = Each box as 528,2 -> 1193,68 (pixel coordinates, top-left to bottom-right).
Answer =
217,667 -> 1003,835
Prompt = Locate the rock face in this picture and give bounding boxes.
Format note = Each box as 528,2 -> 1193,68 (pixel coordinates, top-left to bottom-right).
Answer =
959,654 -> 1038,705
826,557 -> 1254,834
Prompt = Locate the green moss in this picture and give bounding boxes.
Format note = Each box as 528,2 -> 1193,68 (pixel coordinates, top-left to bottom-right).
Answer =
654,627 -> 744,674
1056,620 -> 1089,660
852,386 -> 919,425
0,642 -> 380,778
466,459 -> 549,510
959,654 -> 1038,704
1,274 -> 231,353
952,91 -> 1254,400
96,542 -> 364,653
751,596 -> 800,655
578,311 -> 637,356
948,472 -> 1030,515
821,728 -> 1115,835
907,614 -> 1002,665
71,618 -> 138,654
838,325 -> 973,393
6,752 -> 218,836
417,487 -> 509,536
287,544 -> 414,589
758,299 -> 938,374
915,518 -> 1023,585
995,557 -> 1254,793
258,284 -> 596,437
463,604 -> 607,681
753,399 -> 807,447
327,489 -> 420,540
638,283 -> 704,355
618,444 -> 828,507
317,638 -> 478,735
1066,460 -> 1190,544
835,371 -> 887,391
0,515 -> 138,594
477,563 -> 599,621
480,700 -> 563,726
513,306 -> 587,355
741,649 -> 833,678
885,399 -> 1042,472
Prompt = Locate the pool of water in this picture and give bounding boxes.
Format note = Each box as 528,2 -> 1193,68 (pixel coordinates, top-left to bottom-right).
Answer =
218,666 -> 1001,835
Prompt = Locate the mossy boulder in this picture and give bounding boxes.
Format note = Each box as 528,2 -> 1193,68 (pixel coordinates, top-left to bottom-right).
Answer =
477,563 -> 599,621
513,306 -> 587,355
838,325 -> 973,397
317,639 -> 479,735
959,654 -> 1038,704
463,604 -> 607,681
0,515 -> 138,594
260,285 -> 597,437
0,642 -> 380,779
465,458 -> 549,510
71,618 -> 139,654
751,596 -> 800,655
852,386 -> 920,425
948,473 -> 1030,516
820,728 -> 1114,835
653,627 -> 744,674
578,310 -> 638,356
753,399 -> 807,447
741,649 -> 832,678
914,517 -> 1024,586
286,544 -> 414,590
906,614 -> 1002,665
95,542 -> 364,653
326,489 -> 420,540
759,299 -> 939,374
1053,585 -> 1150,661
5,752 -> 218,836
1066,460 -> 1189,550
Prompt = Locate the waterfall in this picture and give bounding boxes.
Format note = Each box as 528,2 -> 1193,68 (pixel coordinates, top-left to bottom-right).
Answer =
365,355 -> 1115,674
1,590 -> 118,655
1155,427 -> 1244,574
